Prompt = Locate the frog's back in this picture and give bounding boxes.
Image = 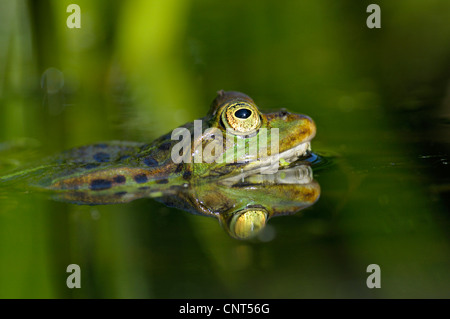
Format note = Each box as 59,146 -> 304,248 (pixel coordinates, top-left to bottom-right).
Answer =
0,139 -> 188,204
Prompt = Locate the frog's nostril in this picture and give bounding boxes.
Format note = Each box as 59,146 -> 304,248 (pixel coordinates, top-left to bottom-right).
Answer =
279,110 -> 288,117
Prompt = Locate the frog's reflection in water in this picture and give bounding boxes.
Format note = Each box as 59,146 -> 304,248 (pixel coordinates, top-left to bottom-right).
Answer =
157,161 -> 320,240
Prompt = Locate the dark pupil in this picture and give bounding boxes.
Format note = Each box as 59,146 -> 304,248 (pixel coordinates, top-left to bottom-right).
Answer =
234,108 -> 252,119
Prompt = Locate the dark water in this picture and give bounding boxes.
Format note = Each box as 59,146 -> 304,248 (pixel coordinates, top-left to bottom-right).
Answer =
0,0 -> 450,298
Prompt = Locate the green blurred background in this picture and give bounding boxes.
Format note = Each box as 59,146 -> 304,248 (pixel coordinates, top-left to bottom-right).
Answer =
0,0 -> 450,298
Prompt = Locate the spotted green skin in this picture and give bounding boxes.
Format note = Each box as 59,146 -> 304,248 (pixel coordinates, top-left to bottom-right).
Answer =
1,91 -> 318,213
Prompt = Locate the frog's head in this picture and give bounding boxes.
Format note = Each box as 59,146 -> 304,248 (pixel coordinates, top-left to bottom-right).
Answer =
191,91 -> 316,178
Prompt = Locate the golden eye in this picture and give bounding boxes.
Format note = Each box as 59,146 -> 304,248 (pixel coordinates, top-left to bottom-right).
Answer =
221,102 -> 261,135
223,208 -> 267,240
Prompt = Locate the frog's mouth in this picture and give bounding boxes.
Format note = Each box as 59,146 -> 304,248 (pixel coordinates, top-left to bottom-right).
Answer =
276,141 -> 311,164
237,141 -> 312,177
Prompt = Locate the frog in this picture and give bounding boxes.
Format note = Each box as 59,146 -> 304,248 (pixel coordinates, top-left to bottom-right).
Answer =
0,90 -> 319,239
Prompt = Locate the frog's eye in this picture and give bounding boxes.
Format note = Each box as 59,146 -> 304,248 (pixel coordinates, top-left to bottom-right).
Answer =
220,208 -> 268,240
221,102 -> 261,135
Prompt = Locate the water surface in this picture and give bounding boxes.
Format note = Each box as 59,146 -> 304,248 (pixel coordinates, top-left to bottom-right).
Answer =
0,0 -> 449,298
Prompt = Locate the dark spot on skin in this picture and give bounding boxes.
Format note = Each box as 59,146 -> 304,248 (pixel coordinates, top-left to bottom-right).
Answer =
93,152 -> 110,163
119,155 -> 131,161
114,191 -> 127,197
95,143 -> 108,149
158,142 -> 172,151
84,163 -> 100,169
143,156 -> 158,167
183,171 -> 191,180
90,179 -> 112,191
134,174 -> 148,184
156,179 -> 169,184
139,186 -> 150,190
113,175 -> 126,184
175,164 -> 183,173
